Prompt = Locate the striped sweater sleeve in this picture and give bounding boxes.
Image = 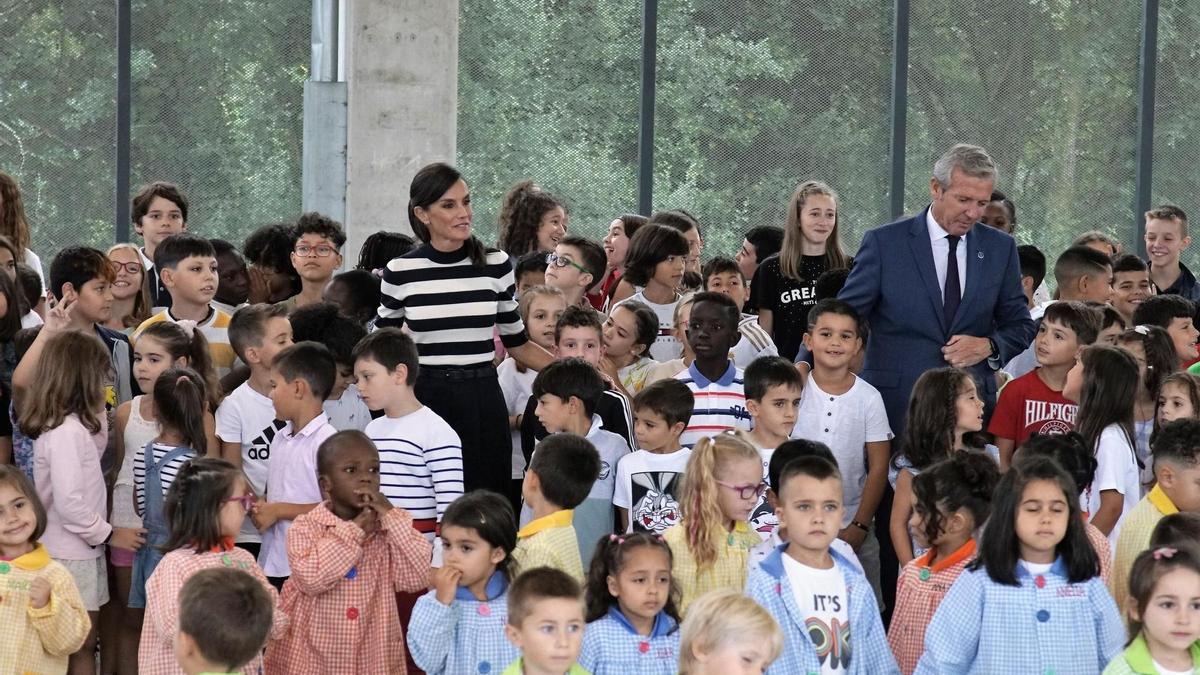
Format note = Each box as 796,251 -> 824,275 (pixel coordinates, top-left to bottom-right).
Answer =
427,419 -> 465,521
376,259 -> 408,328
492,254 -> 528,349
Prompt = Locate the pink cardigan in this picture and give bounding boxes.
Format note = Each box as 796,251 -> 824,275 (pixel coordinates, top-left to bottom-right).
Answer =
34,413 -> 111,560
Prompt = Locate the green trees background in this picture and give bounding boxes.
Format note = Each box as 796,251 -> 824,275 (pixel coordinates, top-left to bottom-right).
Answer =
1,0 -> 307,256
4,0 -> 1198,271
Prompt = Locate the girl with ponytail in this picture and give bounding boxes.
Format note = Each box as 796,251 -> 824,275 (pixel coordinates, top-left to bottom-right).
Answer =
663,431 -> 763,613
109,320 -> 221,670
128,368 -> 210,609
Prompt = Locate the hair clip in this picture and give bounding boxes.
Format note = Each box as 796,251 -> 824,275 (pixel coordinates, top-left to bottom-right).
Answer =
176,319 -> 197,339
1153,547 -> 1178,560
608,534 -> 625,544
1134,324 -> 1152,336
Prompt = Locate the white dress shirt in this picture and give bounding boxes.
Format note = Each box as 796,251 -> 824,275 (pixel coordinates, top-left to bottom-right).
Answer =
927,209 -> 967,298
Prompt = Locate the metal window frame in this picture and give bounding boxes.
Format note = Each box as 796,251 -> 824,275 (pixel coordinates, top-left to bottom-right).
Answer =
111,1 -> 1164,248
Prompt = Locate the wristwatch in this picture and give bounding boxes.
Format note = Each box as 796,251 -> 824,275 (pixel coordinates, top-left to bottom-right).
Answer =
986,338 -> 1001,370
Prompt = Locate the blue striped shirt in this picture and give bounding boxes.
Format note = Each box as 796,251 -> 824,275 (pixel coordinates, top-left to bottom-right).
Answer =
365,406 -> 464,526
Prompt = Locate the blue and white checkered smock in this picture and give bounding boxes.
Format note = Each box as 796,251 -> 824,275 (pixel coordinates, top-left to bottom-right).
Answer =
407,572 -> 519,675
745,543 -> 899,675
914,558 -> 1124,675
578,607 -> 679,675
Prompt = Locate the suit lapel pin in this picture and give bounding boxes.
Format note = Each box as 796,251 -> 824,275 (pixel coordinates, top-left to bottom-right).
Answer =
977,251 -> 984,259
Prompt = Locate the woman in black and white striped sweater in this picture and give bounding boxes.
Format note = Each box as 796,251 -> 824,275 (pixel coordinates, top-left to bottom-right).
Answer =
376,162 -> 553,495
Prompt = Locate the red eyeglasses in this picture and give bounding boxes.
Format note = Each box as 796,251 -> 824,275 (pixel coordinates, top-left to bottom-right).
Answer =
225,494 -> 257,511
716,480 -> 768,500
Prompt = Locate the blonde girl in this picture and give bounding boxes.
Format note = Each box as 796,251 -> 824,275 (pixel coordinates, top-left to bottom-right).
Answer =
106,243 -> 152,331
25,331 -> 146,674
677,589 -> 783,674
753,180 -> 849,360
664,431 -> 764,612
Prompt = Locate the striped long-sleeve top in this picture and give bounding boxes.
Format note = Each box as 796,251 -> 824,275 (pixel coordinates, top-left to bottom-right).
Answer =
377,244 -> 528,366
364,406 -> 465,527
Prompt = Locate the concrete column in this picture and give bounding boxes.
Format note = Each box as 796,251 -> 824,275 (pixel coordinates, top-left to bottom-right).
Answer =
342,0 -> 458,263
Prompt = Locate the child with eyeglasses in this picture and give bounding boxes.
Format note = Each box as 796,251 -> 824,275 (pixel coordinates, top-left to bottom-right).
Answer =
544,236 -> 606,308
286,212 -> 346,311
138,457 -> 286,674
664,430 -> 764,614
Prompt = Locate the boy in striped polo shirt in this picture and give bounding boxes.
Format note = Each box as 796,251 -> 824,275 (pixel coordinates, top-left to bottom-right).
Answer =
675,292 -> 752,447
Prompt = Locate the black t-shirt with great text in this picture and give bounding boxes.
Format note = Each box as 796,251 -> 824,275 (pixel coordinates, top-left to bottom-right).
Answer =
751,253 -> 829,361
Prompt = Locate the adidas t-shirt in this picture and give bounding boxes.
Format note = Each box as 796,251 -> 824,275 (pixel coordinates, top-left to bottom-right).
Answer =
215,381 -> 286,543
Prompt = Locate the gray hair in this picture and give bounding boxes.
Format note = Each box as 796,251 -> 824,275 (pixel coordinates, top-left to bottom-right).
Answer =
933,144 -> 997,189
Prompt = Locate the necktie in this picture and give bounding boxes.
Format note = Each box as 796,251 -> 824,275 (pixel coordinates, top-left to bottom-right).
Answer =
944,235 -> 961,328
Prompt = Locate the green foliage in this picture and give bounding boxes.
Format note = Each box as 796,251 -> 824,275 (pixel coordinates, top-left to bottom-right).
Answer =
459,0 -> 1193,269
4,0 -> 1195,276
0,0 -> 308,258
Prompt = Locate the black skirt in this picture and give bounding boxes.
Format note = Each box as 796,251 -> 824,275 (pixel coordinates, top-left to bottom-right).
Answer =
415,363 -> 510,495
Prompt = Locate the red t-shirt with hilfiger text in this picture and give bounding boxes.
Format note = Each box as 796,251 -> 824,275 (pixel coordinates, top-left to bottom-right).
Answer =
988,369 -> 1077,447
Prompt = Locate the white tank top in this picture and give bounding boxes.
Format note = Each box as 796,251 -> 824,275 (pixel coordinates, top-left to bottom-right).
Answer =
111,396 -> 160,528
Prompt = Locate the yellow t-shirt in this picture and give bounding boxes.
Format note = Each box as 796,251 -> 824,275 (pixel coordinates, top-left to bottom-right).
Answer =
132,307 -> 236,376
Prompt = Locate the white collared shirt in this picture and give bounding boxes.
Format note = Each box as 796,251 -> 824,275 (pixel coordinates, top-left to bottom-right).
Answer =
927,209 -> 967,298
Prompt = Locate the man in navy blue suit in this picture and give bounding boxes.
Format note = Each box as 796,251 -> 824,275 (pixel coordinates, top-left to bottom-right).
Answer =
839,144 -> 1035,437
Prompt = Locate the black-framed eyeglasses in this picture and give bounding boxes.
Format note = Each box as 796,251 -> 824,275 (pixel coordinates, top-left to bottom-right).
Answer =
716,480 -> 769,500
294,244 -> 338,258
545,252 -> 589,274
